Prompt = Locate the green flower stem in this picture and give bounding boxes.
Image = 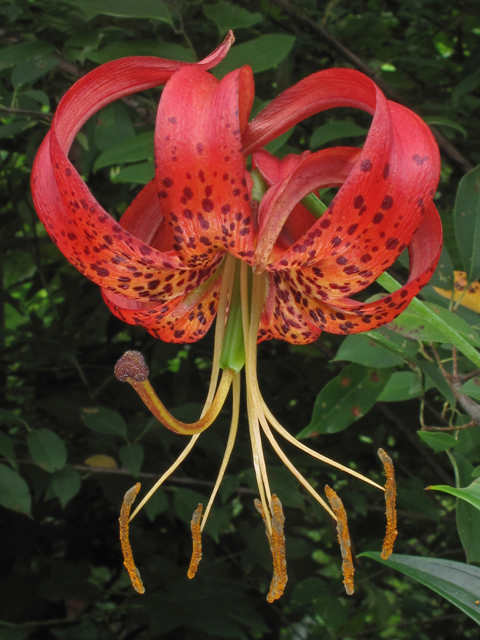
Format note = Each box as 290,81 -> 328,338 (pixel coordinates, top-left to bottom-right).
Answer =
301,192 -> 328,219
219,263 -> 246,373
377,272 -> 480,369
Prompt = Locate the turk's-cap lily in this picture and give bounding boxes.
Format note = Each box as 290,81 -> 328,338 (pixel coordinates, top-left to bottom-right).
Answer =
31,32 -> 441,602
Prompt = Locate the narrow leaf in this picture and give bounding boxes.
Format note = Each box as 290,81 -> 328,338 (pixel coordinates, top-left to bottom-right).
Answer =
417,431 -> 459,452
378,371 -> 422,402
454,164 -> 480,283
310,120 -> 367,149
334,334 -> 404,368
94,132 -> 154,171
362,552 -> 480,624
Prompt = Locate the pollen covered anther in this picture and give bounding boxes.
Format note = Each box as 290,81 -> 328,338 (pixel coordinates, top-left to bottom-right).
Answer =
325,485 -> 354,596
378,448 -> 398,560
119,483 -> 145,594
255,494 -> 287,603
188,503 -> 203,579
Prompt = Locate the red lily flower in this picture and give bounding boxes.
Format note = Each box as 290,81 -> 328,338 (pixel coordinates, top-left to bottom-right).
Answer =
31,33 -> 441,602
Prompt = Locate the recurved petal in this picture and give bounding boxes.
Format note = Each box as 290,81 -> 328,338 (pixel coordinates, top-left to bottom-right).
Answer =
154,65 -> 255,268
102,258 -> 224,343
31,37 -> 235,299
258,201 -> 442,342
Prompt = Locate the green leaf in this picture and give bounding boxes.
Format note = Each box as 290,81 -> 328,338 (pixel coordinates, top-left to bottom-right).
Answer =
378,371 -> 422,402
310,120 -> 367,149
459,377 -> 480,402
27,428 -> 67,473
366,326 -> 419,359
95,102 -> 135,153
213,35 -> 295,78
454,164 -> 480,283
448,451 -> 480,563
0,41 -> 54,67
0,463 -> 31,516
361,552 -> 480,624
203,2 -> 262,36
11,54 -> 59,88
333,334 -> 404,368
299,363 -> 391,437
417,430 -> 459,452
51,466 -> 82,508
0,432 -> 17,469
113,161 -> 155,185
119,444 -> 144,477
428,245 -> 454,290
423,116 -> 467,138
94,132 -> 154,171
417,361 -> 456,407
428,478 -> 480,511
61,0 -> 173,24
81,407 -> 127,439
144,490 -> 168,521
88,39 -> 194,64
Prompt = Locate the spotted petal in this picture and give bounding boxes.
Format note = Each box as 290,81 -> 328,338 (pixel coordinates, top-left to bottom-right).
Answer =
154,65 -> 255,268
31,34 -> 234,300
258,201 -> 442,343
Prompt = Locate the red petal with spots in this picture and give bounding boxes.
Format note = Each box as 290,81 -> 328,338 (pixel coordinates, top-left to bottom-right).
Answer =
249,71 -> 439,285
258,200 -> 442,343
31,35 -> 234,301
102,260 -> 224,343
154,65 -> 255,268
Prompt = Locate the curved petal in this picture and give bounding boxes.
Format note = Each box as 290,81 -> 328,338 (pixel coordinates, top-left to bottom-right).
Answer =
154,65 -> 255,267
257,201 -> 442,343
102,259 -> 224,342
31,36 -> 234,299
251,83 -> 439,300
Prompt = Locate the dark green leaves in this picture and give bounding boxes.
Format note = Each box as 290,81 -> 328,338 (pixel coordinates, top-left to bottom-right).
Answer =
454,164 -> 480,283
27,428 -> 67,473
203,2 -> 262,36
81,407 -> 128,439
299,364 -> 391,437
0,464 -> 31,516
363,552 -> 480,625
310,120 -> 367,149
417,431 -> 459,452
60,0 -> 173,23
213,35 -> 295,77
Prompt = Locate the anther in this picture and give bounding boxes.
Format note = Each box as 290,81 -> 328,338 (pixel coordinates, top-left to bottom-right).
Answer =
119,483 -> 145,594
115,350 -> 149,382
255,494 -> 287,603
325,485 -> 354,595
188,503 -> 203,579
378,448 -> 398,560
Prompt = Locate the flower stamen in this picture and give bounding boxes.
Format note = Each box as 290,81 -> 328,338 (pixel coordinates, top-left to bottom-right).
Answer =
188,503 -> 203,579
325,485 -> 355,596
378,448 -> 398,560
119,483 -> 145,594
255,494 -> 287,602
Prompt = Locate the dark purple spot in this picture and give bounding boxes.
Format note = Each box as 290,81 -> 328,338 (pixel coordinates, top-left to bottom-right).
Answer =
196,142 -> 204,155
183,187 -> 193,200
168,117 -> 177,124
320,218 -> 331,229
198,170 -> 205,183
202,198 -> 214,213
163,177 -> 173,188
360,254 -> 371,263
205,185 -> 213,197
386,238 -> 399,250
347,224 -> 358,236
412,154 -> 424,165
222,204 -> 231,214
353,195 -> 364,209
65,168 -> 72,176
200,236 -> 212,246
336,256 -> 348,265
360,159 -> 372,172
381,195 -> 393,210
372,212 -> 384,224
383,163 -> 390,179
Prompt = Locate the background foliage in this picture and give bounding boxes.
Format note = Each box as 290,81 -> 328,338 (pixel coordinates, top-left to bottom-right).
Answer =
2,0 -> 480,638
